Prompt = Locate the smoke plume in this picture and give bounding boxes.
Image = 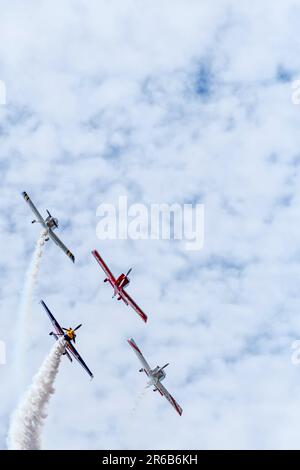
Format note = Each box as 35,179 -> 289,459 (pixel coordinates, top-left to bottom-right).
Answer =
7,339 -> 65,450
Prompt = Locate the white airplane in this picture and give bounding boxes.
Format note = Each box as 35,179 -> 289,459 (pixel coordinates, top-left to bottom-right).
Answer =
128,338 -> 183,416
22,191 -> 75,263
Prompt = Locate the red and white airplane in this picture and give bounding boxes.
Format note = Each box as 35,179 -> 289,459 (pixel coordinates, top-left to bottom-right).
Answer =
128,338 -> 183,416
91,250 -> 148,323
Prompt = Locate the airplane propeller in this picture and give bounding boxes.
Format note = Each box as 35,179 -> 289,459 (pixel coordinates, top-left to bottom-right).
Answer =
126,268 -> 132,277
62,324 -> 82,332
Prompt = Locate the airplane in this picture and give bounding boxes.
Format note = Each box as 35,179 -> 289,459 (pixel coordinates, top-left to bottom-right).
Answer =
127,338 -> 182,416
40,300 -> 94,379
22,191 -> 75,263
91,250 -> 148,323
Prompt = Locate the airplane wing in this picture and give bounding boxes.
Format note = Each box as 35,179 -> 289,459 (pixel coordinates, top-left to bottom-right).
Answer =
40,300 -> 64,336
120,290 -> 148,323
22,191 -> 47,228
127,338 -> 151,374
92,250 -> 116,283
155,381 -> 183,416
65,341 -> 94,379
48,229 -> 75,263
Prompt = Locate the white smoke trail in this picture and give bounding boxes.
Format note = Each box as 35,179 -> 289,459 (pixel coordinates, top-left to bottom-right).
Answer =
130,387 -> 148,418
126,387 -> 148,448
19,229 -> 47,334
7,339 -> 65,450
16,230 -> 47,388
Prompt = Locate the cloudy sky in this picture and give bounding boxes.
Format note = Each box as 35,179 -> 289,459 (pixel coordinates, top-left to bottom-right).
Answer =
1,0 -> 300,450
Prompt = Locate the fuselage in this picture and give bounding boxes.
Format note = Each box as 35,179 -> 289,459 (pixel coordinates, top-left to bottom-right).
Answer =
116,273 -> 130,289
106,273 -> 130,300
64,328 -> 76,342
151,366 -> 167,382
45,215 -> 59,230
142,365 -> 167,385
